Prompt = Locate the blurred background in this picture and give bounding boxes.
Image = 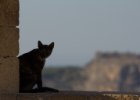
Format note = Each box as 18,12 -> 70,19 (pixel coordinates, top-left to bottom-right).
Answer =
19,0 -> 140,92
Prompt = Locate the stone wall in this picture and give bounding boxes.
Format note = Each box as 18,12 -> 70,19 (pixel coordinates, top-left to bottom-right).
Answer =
0,0 -> 19,94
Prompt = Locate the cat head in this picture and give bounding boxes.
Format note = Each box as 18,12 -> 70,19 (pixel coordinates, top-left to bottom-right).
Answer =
38,41 -> 54,58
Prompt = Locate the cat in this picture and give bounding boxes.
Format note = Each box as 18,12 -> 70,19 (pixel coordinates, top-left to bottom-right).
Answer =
19,41 -> 59,93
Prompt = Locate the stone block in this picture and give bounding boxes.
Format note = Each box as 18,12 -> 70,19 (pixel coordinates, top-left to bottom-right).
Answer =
0,94 -> 17,100
0,0 -> 19,26
0,27 -> 19,56
0,57 -> 19,93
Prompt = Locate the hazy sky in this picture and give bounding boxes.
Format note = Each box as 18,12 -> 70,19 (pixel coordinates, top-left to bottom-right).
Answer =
19,0 -> 140,66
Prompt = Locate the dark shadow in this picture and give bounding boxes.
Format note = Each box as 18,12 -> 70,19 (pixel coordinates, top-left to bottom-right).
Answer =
118,64 -> 140,91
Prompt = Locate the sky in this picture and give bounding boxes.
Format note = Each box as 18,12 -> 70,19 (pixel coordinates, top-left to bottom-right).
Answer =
19,0 -> 140,66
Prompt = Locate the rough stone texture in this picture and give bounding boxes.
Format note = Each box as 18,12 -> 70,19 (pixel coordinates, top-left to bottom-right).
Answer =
17,95 -> 44,100
45,95 -> 87,100
0,27 -> 19,56
0,0 -> 19,26
15,92 -> 139,100
0,92 -> 139,100
16,93 -> 111,100
0,94 -> 17,100
0,0 -> 19,98
0,57 -> 19,93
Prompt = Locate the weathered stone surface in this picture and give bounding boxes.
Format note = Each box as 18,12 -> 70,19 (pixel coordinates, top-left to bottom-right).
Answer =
0,27 -> 19,56
15,92 -> 140,100
17,96 -> 44,100
16,93 -> 109,100
0,57 -> 19,93
0,0 -> 19,26
0,0 -> 19,95
46,95 -> 87,100
0,92 -> 139,100
0,94 -> 17,100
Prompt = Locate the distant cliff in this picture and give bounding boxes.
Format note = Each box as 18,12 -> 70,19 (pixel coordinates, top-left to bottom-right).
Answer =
83,52 -> 140,91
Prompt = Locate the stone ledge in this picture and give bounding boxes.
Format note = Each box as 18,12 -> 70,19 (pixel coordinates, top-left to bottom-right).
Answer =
0,91 -> 139,100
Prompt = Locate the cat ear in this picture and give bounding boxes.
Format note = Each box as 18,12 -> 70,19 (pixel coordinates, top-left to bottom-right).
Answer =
48,42 -> 54,50
38,41 -> 43,48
